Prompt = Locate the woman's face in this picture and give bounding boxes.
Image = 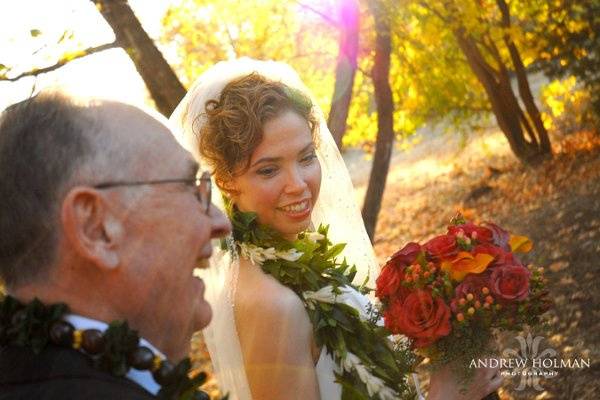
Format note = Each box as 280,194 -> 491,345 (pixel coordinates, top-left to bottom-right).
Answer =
230,110 -> 321,239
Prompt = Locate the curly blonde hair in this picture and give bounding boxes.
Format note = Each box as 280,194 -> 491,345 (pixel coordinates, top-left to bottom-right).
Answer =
195,73 -> 318,191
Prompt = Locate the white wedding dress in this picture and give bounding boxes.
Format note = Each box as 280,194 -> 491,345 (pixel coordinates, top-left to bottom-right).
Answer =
314,287 -> 373,399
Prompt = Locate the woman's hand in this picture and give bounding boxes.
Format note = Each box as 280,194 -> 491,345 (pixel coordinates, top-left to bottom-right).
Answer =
427,362 -> 502,400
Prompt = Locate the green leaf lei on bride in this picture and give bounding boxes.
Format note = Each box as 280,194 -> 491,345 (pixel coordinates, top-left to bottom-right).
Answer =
229,209 -> 417,400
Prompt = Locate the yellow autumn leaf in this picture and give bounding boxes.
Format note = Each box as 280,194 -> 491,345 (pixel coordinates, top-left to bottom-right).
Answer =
509,235 -> 533,253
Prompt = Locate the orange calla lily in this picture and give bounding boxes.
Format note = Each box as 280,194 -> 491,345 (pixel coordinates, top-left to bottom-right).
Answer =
509,235 -> 533,253
442,251 -> 494,281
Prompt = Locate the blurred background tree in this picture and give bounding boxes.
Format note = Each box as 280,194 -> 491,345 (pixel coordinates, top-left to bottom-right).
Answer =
1,0 -> 597,240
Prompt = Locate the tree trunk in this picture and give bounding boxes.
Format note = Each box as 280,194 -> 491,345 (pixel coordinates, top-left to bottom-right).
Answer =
327,0 -> 360,150
91,0 -> 186,117
362,0 -> 394,242
496,0 -> 552,154
453,29 -> 543,163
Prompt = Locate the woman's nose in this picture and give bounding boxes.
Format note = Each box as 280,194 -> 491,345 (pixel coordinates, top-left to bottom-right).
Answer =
284,167 -> 308,194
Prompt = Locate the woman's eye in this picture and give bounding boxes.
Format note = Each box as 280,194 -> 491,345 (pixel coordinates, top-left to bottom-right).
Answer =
301,152 -> 317,163
257,167 -> 277,176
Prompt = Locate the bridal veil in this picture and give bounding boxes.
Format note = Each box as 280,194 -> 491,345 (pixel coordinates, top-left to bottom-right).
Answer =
169,58 -> 379,400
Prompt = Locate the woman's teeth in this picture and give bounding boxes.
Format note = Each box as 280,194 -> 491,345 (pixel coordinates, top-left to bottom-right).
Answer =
280,200 -> 309,212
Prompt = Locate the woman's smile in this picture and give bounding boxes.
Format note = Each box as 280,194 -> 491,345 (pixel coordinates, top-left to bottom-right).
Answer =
277,198 -> 312,220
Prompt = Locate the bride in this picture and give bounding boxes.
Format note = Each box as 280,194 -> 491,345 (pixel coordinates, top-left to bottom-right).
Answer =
170,59 -> 501,399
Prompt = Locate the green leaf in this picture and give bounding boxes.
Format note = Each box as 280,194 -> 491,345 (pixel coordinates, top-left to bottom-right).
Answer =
30,29 -> 42,37
323,243 -> 346,260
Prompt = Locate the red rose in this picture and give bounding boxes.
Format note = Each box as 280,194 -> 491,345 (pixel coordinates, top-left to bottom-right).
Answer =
387,242 -> 421,267
448,222 -> 493,244
482,222 -> 510,251
376,263 -> 407,301
490,265 -> 531,301
473,244 -> 517,268
424,234 -> 458,261
384,290 -> 451,348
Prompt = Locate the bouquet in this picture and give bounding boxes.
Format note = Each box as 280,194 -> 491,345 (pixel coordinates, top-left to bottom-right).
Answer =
375,215 -> 550,383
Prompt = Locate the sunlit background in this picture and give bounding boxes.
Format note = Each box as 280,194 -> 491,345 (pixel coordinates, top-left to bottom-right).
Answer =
0,0 -> 175,110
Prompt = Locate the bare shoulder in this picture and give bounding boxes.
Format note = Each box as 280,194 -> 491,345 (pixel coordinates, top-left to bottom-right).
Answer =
233,260 -> 320,399
235,260 -> 308,326
234,259 -> 314,360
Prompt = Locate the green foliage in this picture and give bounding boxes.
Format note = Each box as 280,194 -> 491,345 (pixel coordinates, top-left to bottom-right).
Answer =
526,0 -> 600,119
161,0 -> 337,107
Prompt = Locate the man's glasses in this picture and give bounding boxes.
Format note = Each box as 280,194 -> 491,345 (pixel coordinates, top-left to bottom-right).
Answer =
93,171 -> 212,214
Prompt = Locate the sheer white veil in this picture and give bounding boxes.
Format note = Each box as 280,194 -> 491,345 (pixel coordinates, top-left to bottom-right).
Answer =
169,58 -> 379,399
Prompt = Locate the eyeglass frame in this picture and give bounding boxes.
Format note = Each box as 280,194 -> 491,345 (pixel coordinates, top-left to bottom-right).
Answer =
92,170 -> 212,214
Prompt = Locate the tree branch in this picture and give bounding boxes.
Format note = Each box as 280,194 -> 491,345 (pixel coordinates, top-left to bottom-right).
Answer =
0,41 -> 118,82
297,1 -> 339,27
418,1 -> 449,23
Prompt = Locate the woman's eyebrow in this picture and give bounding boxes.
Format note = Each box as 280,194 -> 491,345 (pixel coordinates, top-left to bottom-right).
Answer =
251,156 -> 281,168
250,143 -> 315,167
298,142 -> 315,154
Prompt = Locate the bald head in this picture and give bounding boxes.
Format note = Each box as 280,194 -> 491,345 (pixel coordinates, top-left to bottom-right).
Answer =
0,91 -> 183,288
85,101 -> 189,184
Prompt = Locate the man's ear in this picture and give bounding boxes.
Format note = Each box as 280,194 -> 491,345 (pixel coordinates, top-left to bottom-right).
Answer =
61,187 -> 124,270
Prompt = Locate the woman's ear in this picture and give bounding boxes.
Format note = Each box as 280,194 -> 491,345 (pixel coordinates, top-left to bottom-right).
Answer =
61,187 -> 124,270
217,177 -> 239,200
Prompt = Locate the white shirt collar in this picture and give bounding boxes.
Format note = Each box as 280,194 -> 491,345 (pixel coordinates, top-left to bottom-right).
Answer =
64,314 -> 165,396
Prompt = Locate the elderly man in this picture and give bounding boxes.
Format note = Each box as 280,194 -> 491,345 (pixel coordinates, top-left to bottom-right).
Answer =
0,92 -> 230,399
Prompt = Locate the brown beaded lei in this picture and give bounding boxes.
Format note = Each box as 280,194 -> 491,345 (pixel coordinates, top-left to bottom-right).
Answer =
0,295 -> 217,400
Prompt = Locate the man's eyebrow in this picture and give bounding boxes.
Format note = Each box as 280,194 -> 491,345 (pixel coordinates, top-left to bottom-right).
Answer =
250,143 -> 315,168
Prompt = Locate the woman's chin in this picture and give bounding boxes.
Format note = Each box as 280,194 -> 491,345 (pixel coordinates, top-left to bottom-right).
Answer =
277,221 -> 312,239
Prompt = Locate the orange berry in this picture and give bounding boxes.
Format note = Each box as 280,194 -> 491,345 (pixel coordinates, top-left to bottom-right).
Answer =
467,307 -> 475,315
405,276 -> 413,283
474,301 -> 481,309
459,298 -> 467,306
466,293 -> 474,301
457,313 -> 465,322
482,287 -> 490,295
485,295 -> 494,304
483,303 -> 490,309
423,271 -> 431,278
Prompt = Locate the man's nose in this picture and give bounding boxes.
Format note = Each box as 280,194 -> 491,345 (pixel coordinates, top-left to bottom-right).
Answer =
208,204 -> 232,238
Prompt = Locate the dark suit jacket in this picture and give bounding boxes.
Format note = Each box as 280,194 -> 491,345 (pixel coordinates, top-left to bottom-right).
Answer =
0,344 -> 156,399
